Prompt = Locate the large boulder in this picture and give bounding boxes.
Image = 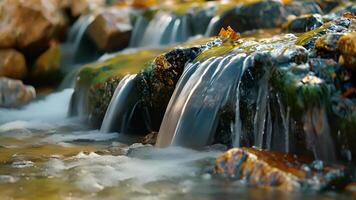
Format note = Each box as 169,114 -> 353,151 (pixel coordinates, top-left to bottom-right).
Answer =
0,49 -> 27,80
0,0 -> 67,57
0,78 -> 36,108
87,8 -> 132,51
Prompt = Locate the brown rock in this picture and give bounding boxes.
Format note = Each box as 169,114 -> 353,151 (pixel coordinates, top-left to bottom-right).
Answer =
215,148 -> 347,191
0,78 -> 36,107
337,32 -> 356,71
0,0 -> 67,56
31,43 -> 61,80
0,49 -> 27,79
141,132 -> 158,145
131,0 -> 156,8
88,8 -> 132,51
346,183 -> 356,197
59,0 -> 89,17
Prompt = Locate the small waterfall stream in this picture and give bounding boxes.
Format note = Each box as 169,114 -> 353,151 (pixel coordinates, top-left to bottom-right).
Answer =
156,54 -> 247,147
100,74 -> 138,133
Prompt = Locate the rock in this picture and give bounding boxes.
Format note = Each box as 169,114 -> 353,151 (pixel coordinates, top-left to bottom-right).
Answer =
215,148 -> 349,191
137,47 -> 203,131
315,32 -> 344,52
346,183 -> 356,197
141,132 -> 158,145
287,14 -> 324,33
337,32 -> 356,71
0,49 -> 27,80
70,48 -> 166,126
219,0 -> 288,33
0,78 -> 36,107
285,0 -> 322,16
0,0 -> 67,57
59,0 -> 89,17
131,0 -> 156,8
296,17 -> 352,50
31,43 -> 62,85
88,8 -> 132,51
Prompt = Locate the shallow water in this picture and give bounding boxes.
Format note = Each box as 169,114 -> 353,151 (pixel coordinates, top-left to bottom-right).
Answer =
0,90 -> 353,200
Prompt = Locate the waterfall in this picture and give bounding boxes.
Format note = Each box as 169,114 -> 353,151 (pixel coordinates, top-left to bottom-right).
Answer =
303,107 -> 336,162
156,54 -> 247,147
60,15 -> 99,74
137,12 -> 175,47
100,74 -> 138,133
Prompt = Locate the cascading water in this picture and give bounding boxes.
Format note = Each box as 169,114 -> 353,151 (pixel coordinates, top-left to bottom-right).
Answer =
100,74 -> 138,133
133,12 -> 190,47
59,15 -> 100,89
156,53 -> 247,147
129,2 -> 229,48
60,15 -> 97,72
154,36 -> 337,161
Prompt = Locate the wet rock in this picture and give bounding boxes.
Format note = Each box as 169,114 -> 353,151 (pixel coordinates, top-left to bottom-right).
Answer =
313,0 -> 346,13
141,132 -> 158,145
337,32 -> 356,71
287,14 -> 324,33
219,0 -> 288,33
284,0 -> 322,16
331,3 -> 356,17
137,47 -> 203,131
70,48 -> 166,125
296,17 -> 352,50
215,148 -> 349,191
0,78 -> 36,107
0,49 -> 27,80
88,8 -> 132,51
315,32 -> 344,52
31,43 -> 62,86
0,0 -> 67,57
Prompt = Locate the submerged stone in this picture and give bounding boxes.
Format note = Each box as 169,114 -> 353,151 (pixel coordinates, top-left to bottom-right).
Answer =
215,148 -> 349,191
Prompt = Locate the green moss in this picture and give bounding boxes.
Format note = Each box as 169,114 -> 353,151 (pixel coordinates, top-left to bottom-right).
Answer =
195,44 -> 235,61
77,49 -> 167,87
295,22 -> 332,46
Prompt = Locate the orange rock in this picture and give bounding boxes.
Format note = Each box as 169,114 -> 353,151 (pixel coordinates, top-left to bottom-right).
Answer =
337,32 -> 356,71
131,0 -> 157,8
88,8 -> 132,51
215,148 -> 347,191
346,183 -> 356,197
0,49 -> 27,80
0,0 -> 67,56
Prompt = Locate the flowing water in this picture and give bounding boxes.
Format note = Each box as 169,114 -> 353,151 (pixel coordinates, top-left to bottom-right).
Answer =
0,90 -> 351,199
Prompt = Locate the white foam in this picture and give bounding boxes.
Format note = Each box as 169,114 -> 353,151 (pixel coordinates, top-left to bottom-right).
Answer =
0,89 -> 74,124
0,121 -> 54,132
43,130 -> 118,143
44,146 -> 221,192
